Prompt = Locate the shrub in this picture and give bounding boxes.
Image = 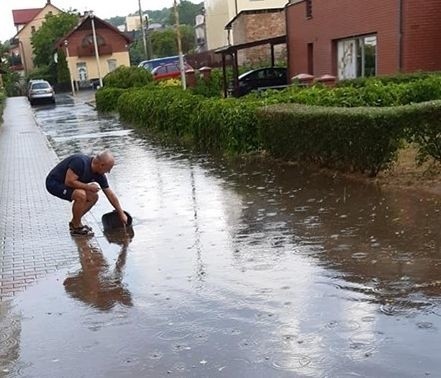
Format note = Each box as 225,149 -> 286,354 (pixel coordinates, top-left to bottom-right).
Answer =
404,101 -> 441,164
191,98 -> 262,152
257,103 -> 406,176
103,66 -> 153,88
95,87 -> 127,113
0,90 -> 6,121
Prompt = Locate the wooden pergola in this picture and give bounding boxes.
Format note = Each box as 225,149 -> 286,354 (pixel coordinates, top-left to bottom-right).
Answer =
214,35 -> 287,97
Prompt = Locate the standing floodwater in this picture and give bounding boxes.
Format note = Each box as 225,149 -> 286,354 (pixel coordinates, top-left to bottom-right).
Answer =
3,92 -> 441,377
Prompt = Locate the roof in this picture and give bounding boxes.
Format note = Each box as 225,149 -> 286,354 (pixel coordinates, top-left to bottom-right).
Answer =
12,8 -> 42,26
55,13 -> 133,48
215,35 -> 286,55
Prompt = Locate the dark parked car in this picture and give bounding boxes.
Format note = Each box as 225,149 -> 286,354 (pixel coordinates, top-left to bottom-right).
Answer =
229,67 -> 288,97
27,80 -> 55,106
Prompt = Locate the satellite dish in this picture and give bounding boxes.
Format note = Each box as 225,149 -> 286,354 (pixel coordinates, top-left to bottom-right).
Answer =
53,51 -> 58,63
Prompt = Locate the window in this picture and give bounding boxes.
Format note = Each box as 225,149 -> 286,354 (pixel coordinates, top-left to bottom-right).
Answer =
306,0 -> 312,18
107,59 -> 117,72
307,43 -> 314,74
337,35 -> 376,80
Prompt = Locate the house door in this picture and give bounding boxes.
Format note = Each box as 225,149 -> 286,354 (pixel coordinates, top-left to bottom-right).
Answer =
337,39 -> 356,80
77,63 -> 88,81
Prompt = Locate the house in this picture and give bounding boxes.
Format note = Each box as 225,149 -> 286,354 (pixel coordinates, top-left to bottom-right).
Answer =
224,8 -> 286,65
56,13 -> 132,89
10,0 -> 62,74
286,0 -> 441,81
204,0 -> 287,50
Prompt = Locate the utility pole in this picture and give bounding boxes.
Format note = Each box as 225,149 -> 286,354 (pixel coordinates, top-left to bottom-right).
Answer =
138,0 -> 148,59
90,13 -> 103,88
173,0 -> 187,90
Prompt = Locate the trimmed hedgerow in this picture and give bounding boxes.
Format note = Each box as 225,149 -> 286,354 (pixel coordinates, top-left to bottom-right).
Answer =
102,66 -> 153,89
95,87 -> 127,113
117,87 -> 262,153
256,103 -> 407,177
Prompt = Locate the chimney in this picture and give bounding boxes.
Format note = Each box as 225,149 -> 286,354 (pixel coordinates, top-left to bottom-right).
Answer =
47,0 -> 51,4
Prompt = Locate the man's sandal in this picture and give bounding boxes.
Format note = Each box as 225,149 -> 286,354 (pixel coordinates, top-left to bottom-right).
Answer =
69,222 -> 93,232
70,225 -> 94,236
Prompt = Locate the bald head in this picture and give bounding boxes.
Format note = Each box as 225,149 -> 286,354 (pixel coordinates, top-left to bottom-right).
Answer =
92,150 -> 115,174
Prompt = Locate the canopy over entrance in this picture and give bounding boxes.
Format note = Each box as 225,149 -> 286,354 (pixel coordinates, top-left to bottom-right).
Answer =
214,35 -> 287,97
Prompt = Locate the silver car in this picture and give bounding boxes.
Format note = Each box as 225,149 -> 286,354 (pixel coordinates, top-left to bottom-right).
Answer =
27,80 -> 55,106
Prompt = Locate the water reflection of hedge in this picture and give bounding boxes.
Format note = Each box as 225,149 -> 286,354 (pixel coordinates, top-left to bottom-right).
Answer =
96,82 -> 441,176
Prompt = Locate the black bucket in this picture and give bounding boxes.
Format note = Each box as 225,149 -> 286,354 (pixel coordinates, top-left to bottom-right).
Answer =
101,210 -> 133,232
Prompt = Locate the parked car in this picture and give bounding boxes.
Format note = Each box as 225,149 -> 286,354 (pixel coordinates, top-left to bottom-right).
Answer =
27,80 -> 55,105
151,62 -> 193,81
229,67 -> 288,97
138,56 -> 181,71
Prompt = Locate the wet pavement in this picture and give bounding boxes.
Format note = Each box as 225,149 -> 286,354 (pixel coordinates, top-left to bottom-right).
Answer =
1,91 -> 441,377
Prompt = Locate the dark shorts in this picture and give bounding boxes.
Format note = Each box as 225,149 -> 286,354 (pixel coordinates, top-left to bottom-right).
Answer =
46,176 -> 74,202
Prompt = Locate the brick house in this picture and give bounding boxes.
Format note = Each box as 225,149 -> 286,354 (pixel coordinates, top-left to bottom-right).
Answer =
204,0 -> 287,50
10,1 -> 62,74
286,0 -> 441,81
56,13 -> 132,89
225,8 -> 286,65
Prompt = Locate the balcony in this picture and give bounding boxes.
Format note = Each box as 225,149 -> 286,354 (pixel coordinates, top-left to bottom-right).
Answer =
76,44 -> 113,57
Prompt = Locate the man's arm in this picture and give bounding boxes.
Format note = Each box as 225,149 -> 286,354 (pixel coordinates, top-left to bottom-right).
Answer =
65,168 -> 100,192
102,187 -> 128,224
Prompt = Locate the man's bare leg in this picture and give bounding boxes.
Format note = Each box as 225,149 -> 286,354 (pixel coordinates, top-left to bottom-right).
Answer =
71,189 -> 99,228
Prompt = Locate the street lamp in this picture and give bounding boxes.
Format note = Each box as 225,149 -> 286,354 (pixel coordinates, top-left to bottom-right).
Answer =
90,12 -> 103,88
173,0 -> 187,90
64,40 -> 75,96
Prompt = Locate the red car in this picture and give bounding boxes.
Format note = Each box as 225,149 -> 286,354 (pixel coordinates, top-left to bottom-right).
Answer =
151,62 -> 193,81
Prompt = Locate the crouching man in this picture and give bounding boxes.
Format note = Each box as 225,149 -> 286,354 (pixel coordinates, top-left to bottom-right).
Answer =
46,150 -> 127,236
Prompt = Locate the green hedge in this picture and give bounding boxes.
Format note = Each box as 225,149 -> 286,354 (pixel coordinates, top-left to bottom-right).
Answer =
103,66 -> 153,89
257,103 -> 408,176
0,90 -> 5,122
118,87 -> 201,138
404,101 -> 441,163
261,75 -> 441,107
191,98 -> 262,152
95,87 -> 127,113
338,71 -> 441,87
117,87 -> 262,153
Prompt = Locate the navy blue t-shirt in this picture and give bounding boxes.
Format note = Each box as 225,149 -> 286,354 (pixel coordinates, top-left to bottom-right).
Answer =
47,153 -> 109,189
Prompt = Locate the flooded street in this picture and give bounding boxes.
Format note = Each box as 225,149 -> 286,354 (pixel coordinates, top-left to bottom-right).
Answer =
2,91 -> 441,377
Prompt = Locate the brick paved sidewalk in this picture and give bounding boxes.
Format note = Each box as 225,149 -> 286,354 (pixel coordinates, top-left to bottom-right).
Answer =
0,97 -> 83,300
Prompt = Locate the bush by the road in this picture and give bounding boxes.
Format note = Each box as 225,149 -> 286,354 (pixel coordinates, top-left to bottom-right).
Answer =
103,66 -> 153,89
257,103 -> 406,177
0,90 -> 5,121
117,87 -> 262,153
257,100 -> 441,176
257,75 -> 441,107
96,87 -> 127,113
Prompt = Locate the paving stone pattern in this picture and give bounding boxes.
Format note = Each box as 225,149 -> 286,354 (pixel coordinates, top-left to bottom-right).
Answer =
0,98 -> 80,300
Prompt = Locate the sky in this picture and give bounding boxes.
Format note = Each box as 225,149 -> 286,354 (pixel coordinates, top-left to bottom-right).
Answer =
0,0 -> 200,42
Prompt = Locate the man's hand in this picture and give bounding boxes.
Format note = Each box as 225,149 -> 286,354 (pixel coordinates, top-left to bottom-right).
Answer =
118,211 -> 128,225
86,183 -> 101,193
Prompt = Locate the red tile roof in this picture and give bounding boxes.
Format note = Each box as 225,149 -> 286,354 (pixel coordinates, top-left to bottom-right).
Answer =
12,8 -> 42,26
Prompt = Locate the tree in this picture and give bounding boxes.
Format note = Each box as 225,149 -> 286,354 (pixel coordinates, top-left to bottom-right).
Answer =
150,25 -> 195,57
105,16 -> 125,28
169,1 -> 203,26
31,12 -> 79,68
56,48 -> 70,83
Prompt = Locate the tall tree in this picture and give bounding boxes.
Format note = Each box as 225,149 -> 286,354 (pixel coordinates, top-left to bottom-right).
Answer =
169,1 -> 203,26
150,25 -> 195,57
31,12 -> 79,68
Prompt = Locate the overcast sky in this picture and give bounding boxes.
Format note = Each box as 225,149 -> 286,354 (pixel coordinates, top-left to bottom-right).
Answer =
0,0 -> 200,42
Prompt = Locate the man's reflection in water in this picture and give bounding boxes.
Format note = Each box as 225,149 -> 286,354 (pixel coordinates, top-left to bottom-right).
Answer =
64,228 -> 134,311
